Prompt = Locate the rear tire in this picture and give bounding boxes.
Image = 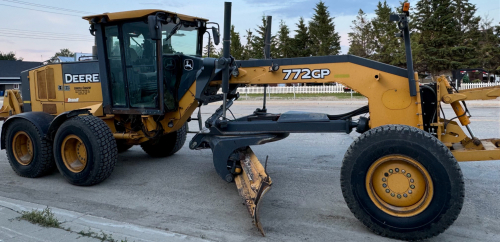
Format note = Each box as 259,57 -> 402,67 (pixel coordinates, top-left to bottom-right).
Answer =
140,123 -> 187,157
5,119 -> 54,178
341,125 -> 464,241
53,115 -> 117,186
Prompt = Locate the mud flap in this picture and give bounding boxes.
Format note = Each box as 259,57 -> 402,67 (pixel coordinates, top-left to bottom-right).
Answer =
234,147 -> 271,236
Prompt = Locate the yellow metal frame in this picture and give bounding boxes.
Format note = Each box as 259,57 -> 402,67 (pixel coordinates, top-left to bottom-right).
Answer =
433,76 -> 500,161
230,64 -> 423,129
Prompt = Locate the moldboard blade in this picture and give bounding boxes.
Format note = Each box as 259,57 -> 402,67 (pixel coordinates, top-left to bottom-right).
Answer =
234,147 -> 272,236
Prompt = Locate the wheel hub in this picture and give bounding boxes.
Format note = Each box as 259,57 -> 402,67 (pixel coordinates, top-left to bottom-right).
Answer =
366,155 -> 433,217
12,131 -> 34,165
61,135 -> 87,173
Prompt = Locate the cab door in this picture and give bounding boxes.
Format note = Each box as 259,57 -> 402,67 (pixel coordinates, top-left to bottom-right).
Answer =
102,21 -> 162,115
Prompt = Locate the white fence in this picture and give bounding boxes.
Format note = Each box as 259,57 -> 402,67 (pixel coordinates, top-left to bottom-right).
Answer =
220,82 -> 500,95
460,82 -> 500,90
234,85 -> 348,94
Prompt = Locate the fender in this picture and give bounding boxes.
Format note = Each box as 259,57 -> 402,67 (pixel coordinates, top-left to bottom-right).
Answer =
1,112 -> 54,149
45,109 -> 91,141
1,109 -> 92,150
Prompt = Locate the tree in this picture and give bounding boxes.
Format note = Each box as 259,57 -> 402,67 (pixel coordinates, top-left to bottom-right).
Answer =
414,0 -> 481,76
348,9 -> 374,58
230,25 -> 244,60
291,17 -> 311,57
478,17 -> 500,76
275,20 -> 293,58
203,40 -> 220,58
0,51 -> 23,61
53,48 -> 75,58
242,29 -> 254,60
308,1 -> 341,56
249,16 -> 277,59
370,1 -> 401,65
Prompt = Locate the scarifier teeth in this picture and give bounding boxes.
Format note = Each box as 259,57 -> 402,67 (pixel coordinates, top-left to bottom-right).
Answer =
234,147 -> 272,236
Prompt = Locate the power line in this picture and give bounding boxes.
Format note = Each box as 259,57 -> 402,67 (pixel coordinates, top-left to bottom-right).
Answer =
1,33 -> 94,41
0,3 -> 83,17
1,0 -> 95,15
0,34 -> 94,42
0,28 -> 93,38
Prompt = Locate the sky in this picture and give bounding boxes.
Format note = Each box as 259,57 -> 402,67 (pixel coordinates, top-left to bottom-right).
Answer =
0,0 -> 498,62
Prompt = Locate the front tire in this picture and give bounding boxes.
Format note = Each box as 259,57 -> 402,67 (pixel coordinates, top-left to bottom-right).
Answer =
53,115 -> 117,186
5,119 -> 54,177
341,125 -> 464,241
140,123 -> 187,157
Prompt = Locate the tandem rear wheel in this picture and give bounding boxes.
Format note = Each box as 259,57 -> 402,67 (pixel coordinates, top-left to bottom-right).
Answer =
5,119 -> 55,178
53,115 -> 117,186
341,125 -> 464,241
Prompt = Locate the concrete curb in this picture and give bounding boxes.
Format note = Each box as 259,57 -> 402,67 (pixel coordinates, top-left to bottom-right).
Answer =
0,196 -> 208,242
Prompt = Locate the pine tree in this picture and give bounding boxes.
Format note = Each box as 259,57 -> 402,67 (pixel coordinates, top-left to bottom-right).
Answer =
308,1 -> 341,56
249,16 -> 277,59
242,29 -> 254,60
453,0 -> 481,70
370,1 -> 401,65
348,9 -> 374,58
415,0 -> 481,76
230,25 -> 244,60
276,20 -> 293,58
291,17 -> 311,57
478,17 -> 500,76
203,40 -> 219,58
250,16 -> 266,59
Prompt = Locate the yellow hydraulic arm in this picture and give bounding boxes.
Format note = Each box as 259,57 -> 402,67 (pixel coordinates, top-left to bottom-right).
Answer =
0,90 -> 23,120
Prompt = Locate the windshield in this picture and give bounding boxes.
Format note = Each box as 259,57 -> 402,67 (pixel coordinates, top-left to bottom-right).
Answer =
162,23 -> 199,56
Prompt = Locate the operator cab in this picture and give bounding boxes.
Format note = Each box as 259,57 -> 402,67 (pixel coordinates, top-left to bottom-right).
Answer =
84,10 -> 209,115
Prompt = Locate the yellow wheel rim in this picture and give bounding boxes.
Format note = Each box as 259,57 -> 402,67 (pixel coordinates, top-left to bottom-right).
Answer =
12,131 -> 33,165
365,155 -> 434,217
61,135 -> 87,173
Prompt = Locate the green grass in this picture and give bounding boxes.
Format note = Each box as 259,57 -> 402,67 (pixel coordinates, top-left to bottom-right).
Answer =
20,207 -> 60,228
238,92 -> 364,100
78,228 -> 129,242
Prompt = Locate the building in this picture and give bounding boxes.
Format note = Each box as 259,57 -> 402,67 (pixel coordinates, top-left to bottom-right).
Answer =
0,60 -> 42,93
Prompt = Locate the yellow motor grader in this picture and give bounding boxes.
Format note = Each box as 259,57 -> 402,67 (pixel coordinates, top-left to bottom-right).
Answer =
0,2 -> 499,240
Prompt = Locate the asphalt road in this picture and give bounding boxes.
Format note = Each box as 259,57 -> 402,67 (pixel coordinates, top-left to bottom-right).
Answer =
0,100 -> 499,242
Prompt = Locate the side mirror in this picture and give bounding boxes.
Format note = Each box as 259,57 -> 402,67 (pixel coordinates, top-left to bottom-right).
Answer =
148,15 -> 162,40
212,27 -> 220,45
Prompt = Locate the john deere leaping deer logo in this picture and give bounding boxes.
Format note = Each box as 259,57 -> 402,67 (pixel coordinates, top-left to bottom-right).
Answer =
184,59 -> 194,71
